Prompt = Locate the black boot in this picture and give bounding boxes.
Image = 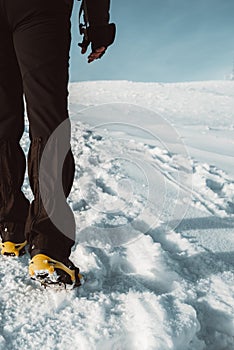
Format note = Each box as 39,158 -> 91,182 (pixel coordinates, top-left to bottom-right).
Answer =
0,222 -> 27,257
29,253 -> 83,288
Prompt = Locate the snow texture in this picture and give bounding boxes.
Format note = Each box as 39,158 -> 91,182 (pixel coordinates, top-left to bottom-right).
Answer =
0,80 -> 233,350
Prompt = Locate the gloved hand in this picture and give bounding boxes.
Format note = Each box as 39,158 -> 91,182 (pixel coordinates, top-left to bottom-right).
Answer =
78,23 -> 116,63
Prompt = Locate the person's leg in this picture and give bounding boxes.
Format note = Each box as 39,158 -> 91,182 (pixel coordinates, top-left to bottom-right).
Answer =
6,0 -> 76,261
0,6 -> 29,248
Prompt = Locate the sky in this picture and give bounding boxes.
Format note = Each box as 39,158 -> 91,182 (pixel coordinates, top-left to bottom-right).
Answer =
69,0 -> 234,83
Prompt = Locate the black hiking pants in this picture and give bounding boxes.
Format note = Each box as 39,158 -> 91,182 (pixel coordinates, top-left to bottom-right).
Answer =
0,0 -> 75,260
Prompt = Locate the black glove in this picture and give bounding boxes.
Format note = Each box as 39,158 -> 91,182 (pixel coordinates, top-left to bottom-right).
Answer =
79,23 -> 116,59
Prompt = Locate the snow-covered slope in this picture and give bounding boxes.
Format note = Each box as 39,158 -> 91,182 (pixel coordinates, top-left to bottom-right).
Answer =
0,81 -> 233,350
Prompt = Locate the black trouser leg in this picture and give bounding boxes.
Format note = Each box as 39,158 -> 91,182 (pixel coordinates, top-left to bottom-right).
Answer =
4,0 -> 75,259
0,12 -> 30,242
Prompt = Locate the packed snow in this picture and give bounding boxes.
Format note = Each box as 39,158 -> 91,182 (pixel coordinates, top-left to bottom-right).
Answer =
0,80 -> 233,350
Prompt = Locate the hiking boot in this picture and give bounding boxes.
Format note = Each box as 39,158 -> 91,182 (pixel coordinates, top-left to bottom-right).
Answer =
29,254 -> 83,288
0,222 -> 27,257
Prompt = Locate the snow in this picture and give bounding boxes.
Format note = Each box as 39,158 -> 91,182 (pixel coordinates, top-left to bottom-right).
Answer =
0,80 -> 234,349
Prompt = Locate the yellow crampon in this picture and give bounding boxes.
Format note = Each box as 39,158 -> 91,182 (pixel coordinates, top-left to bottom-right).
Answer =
29,254 -> 83,287
0,241 -> 27,257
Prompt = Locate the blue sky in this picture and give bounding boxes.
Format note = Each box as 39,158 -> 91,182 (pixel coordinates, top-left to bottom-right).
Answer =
70,0 -> 234,83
